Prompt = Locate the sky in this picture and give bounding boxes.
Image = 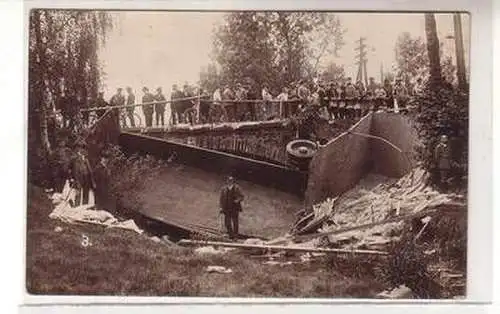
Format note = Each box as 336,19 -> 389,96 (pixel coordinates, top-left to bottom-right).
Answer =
99,11 -> 470,99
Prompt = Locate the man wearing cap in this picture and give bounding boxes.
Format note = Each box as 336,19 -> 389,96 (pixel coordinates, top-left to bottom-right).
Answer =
222,84 -> 236,122
95,92 -> 109,119
219,176 -> 244,239
141,87 -> 155,127
125,87 -> 136,127
110,88 -> 125,127
235,83 -> 248,121
297,80 -> 311,110
170,84 -> 182,125
434,134 -> 452,189
181,84 -> 195,124
393,78 -> 409,113
154,87 -> 167,126
69,141 -> 96,206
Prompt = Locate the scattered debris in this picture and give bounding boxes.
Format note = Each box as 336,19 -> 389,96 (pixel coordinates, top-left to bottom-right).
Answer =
376,285 -> 414,299
194,246 -> 231,255
150,236 -> 161,243
161,235 -> 176,246
205,265 -> 233,274
178,239 -> 388,256
263,261 -> 293,266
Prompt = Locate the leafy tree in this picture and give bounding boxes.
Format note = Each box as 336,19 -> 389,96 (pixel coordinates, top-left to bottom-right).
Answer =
319,62 -> 345,83
411,13 -> 468,189
210,12 -> 344,93
198,63 -> 223,93
394,31 -> 456,85
28,9 -> 112,185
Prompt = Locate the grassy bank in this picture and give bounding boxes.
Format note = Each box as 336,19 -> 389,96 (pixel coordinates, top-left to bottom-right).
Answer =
26,184 -> 386,297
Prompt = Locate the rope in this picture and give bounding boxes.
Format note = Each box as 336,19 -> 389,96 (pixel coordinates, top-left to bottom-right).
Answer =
79,96 -> 398,113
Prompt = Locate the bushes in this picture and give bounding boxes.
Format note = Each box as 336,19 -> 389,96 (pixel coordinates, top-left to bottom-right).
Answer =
412,83 -> 468,188
100,145 -> 167,212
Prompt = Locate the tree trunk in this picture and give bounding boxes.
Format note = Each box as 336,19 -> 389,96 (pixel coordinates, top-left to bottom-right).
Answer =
453,13 -> 467,91
33,10 -> 52,154
424,13 -> 442,88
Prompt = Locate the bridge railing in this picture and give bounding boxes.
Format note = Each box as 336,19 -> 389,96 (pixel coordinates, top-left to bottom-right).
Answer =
79,95 -> 409,129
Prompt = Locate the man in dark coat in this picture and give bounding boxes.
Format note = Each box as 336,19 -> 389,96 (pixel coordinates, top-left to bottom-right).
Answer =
125,87 -> 136,127
434,134 -> 452,189
95,92 -> 109,119
69,141 -> 96,206
154,87 -> 167,126
110,88 -> 125,127
141,87 -> 155,127
219,176 -> 244,239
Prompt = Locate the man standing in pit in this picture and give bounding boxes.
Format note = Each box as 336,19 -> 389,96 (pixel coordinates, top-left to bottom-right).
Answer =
125,87 -> 136,127
219,176 -> 244,239
154,87 -> 167,127
141,87 -> 155,127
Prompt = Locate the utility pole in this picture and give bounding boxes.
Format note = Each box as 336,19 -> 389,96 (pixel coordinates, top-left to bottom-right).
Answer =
380,63 -> 384,83
453,13 -> 467,90
354,37 -> 368,86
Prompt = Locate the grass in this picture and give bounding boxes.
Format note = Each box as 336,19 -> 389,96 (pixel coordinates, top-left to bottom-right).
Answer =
26,184 -> 386,297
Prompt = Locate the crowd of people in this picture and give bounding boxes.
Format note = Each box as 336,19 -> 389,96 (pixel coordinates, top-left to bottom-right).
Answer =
54,75 -> 425,130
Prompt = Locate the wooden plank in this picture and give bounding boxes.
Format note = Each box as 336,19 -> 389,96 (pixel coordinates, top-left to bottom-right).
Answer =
292,201 -> 465,242
177,239 -> 389,256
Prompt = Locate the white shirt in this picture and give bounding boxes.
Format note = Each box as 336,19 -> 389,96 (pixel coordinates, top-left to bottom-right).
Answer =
276,92 -> 288,102
262,89 -> 273,101
213,89 -> 222,102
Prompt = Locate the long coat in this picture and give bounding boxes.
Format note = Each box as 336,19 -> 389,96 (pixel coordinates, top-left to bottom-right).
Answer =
434,143 -> 451,170
219,184 -> 244,214
70,152 -> 96,191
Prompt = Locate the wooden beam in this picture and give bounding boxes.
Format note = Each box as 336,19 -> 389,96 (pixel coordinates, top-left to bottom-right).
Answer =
177,239 -> 389,256
293,201 -> 465,242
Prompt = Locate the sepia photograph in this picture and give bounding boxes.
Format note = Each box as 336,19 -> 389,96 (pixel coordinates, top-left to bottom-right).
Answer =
26,9 -> 470,299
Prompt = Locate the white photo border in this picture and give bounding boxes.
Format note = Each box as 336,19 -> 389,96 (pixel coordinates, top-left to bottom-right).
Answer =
14,0 -> 495,311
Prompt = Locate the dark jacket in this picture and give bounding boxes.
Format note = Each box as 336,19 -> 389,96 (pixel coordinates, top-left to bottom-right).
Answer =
155,93 -> 167,112
219,184 -> 244,214
70,152 -> 96,190
142,93 -> 155,114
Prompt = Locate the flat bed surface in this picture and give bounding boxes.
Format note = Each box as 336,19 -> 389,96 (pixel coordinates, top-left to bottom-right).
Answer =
130,163 -> 303,239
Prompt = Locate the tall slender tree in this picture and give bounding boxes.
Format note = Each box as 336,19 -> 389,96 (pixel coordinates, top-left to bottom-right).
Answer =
424,13 -> 442,88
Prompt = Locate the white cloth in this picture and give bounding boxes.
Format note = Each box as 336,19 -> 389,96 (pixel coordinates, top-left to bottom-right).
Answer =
49,180 -> 143,234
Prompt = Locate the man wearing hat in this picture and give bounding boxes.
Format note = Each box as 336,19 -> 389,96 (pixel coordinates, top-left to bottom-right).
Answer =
235,83 -> 248,121
219,176 -> 245,239
69,141 -> 96,206
154,87 -> 167,126
95,92 -> 109,119
141,87 -> 155,127
170,84 -> 182,125
125,87 -> 136,127
393,78 -> 409,113
110,88 -> 125,127
434,134 -> 452,189
222,84 -> 236,122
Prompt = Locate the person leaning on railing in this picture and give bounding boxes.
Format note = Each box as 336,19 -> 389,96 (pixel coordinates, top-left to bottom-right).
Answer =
141,87 -> 155,127
125,87 -> 136,127
154,87 -> 167,127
